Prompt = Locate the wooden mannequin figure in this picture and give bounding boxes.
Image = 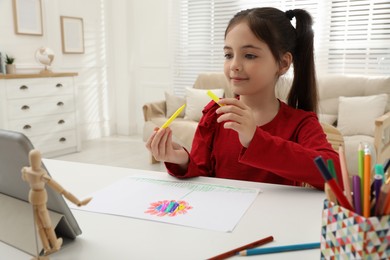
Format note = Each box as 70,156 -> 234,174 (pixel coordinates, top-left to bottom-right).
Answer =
21,149 -> 92,257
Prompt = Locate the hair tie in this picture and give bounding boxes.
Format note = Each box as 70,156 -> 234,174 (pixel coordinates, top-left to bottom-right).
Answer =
285,10 -> 295,20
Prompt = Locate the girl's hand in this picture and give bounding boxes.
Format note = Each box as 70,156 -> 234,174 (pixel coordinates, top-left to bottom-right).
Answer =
145,127 -> 189,165
216,98 -> 257,148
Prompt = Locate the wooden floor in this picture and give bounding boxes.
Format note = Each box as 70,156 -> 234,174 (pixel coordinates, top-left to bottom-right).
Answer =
53,135 -> 166,172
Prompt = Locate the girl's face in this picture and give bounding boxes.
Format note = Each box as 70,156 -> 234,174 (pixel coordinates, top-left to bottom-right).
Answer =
223,21 -> 283,96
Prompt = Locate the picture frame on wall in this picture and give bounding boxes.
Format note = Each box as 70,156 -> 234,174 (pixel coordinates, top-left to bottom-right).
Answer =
12,0 -> 43,36
60,16 -> 85,54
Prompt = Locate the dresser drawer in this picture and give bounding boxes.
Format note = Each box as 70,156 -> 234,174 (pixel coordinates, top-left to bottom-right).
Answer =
5,78 -> 73,99
8,113 -> 76,137
29,130 -> 77,154
0,73 -> 80,157
7,95 -> 75,119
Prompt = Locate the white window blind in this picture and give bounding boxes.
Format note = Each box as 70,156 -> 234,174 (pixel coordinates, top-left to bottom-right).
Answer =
171,0 -> 390,95
317,0 -> 390,75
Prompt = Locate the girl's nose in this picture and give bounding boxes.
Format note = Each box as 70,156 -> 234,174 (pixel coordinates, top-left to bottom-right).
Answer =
230,58 -> 242,72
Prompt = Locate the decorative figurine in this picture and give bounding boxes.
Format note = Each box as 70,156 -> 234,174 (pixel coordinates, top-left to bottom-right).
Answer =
21,149 -> 92,257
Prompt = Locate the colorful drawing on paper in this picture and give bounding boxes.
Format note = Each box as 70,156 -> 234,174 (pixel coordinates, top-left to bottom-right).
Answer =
68,175 -> 260,232
145,200 -> 193,217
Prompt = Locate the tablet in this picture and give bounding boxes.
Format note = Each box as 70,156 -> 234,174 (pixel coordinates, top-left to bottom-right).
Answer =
0,129 -> 82,239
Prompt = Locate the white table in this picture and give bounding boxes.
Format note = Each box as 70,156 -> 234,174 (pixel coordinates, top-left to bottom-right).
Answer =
0,159 -> 326,259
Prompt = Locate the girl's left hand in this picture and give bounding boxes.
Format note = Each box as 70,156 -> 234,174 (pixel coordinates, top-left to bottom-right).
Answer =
216,98 -> 256,148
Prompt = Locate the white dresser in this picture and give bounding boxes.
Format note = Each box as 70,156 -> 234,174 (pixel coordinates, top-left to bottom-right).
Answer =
0,73 -> 81,157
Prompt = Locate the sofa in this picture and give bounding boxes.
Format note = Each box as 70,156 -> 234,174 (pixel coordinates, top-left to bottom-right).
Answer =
143,73 -> 390,176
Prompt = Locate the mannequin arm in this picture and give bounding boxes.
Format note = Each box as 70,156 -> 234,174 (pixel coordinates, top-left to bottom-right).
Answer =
21,167 -> 27,181
42,174 -> 92,206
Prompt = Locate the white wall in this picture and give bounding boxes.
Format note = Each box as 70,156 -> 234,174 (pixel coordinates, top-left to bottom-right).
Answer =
130,0 -> 173,134
107,0 -> 173,135
0,0 -> 173,139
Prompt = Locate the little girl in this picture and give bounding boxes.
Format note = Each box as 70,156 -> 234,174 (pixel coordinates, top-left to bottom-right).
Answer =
146,7 -> 342,190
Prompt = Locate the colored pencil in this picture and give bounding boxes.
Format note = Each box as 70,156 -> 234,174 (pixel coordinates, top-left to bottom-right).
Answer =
338,145 -> 353,205
207,90 -> 223,106
161,104 -> 186,129
375,184 -> 390,216
325,183 -> 337,204
381,184 -> 390,215
384,192 -> 390,215
358,143 -> 364,204
374,175 -> 383,204
239,242 -> 320,256
384,158 -> 390,173
384,159 -> 390,184
327,159 -> 338,183
207,235 -> 274,260
314,156 -> 354,211
352,176 -> 362,215
363,145 -> 371,217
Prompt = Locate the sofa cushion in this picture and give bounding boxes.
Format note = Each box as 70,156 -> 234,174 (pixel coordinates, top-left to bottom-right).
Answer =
319,114 -> 337,126
318,75 -> 390,116
338,94 -> 388,136
184,88 -> 224,122
165,92 -> 186,118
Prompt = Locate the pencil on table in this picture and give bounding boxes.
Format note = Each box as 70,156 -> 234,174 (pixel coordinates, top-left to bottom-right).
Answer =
207,235 -> 274,260
238,242 -> 320,256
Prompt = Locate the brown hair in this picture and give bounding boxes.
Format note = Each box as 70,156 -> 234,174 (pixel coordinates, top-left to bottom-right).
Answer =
225,7 -> 318,113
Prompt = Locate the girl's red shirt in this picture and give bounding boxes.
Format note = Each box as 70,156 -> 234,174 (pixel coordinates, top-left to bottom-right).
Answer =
165,100 -> 342,190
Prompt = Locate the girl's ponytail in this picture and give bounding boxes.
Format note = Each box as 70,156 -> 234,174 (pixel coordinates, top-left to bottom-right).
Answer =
287,9 -> 318,113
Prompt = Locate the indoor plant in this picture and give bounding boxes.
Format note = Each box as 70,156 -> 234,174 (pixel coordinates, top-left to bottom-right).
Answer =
5,54 -> 16,74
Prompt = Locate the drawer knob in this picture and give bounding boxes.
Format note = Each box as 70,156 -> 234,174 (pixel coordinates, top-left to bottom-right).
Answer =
20,85 -> 28,90
56,83 -> 63,88
58,119 -> 65,124
57,101 -> 64,106
21,105 -> 30,110
59,137 -> 67,142
23,125 -> 32,130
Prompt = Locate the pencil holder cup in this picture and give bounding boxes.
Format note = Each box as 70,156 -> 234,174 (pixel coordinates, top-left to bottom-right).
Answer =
320,200 -> 390,259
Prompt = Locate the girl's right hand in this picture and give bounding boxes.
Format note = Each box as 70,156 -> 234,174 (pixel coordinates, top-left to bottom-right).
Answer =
145,127 -> 189,166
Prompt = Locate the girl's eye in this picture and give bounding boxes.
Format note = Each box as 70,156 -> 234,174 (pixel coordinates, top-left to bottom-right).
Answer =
245,54 -> 257,59
224,53 -> 233,59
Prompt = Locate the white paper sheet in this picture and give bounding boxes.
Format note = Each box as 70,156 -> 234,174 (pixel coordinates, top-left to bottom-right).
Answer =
69,176 -> 260,232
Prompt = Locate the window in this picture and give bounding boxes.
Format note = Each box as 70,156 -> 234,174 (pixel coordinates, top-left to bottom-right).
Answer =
172,0 -> 390,94
319,0 -> 390,75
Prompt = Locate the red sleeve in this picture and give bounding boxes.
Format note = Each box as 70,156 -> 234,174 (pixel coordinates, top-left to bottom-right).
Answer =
238,115 -> 343,190
165,101 -> 218,178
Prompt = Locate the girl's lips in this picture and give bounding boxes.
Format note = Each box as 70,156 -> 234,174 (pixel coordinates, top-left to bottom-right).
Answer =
230,77 -> 248,83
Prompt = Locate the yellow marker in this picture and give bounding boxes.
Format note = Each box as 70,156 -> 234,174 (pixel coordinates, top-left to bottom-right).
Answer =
161,104 -> 186,129
206,90 -> 223,106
